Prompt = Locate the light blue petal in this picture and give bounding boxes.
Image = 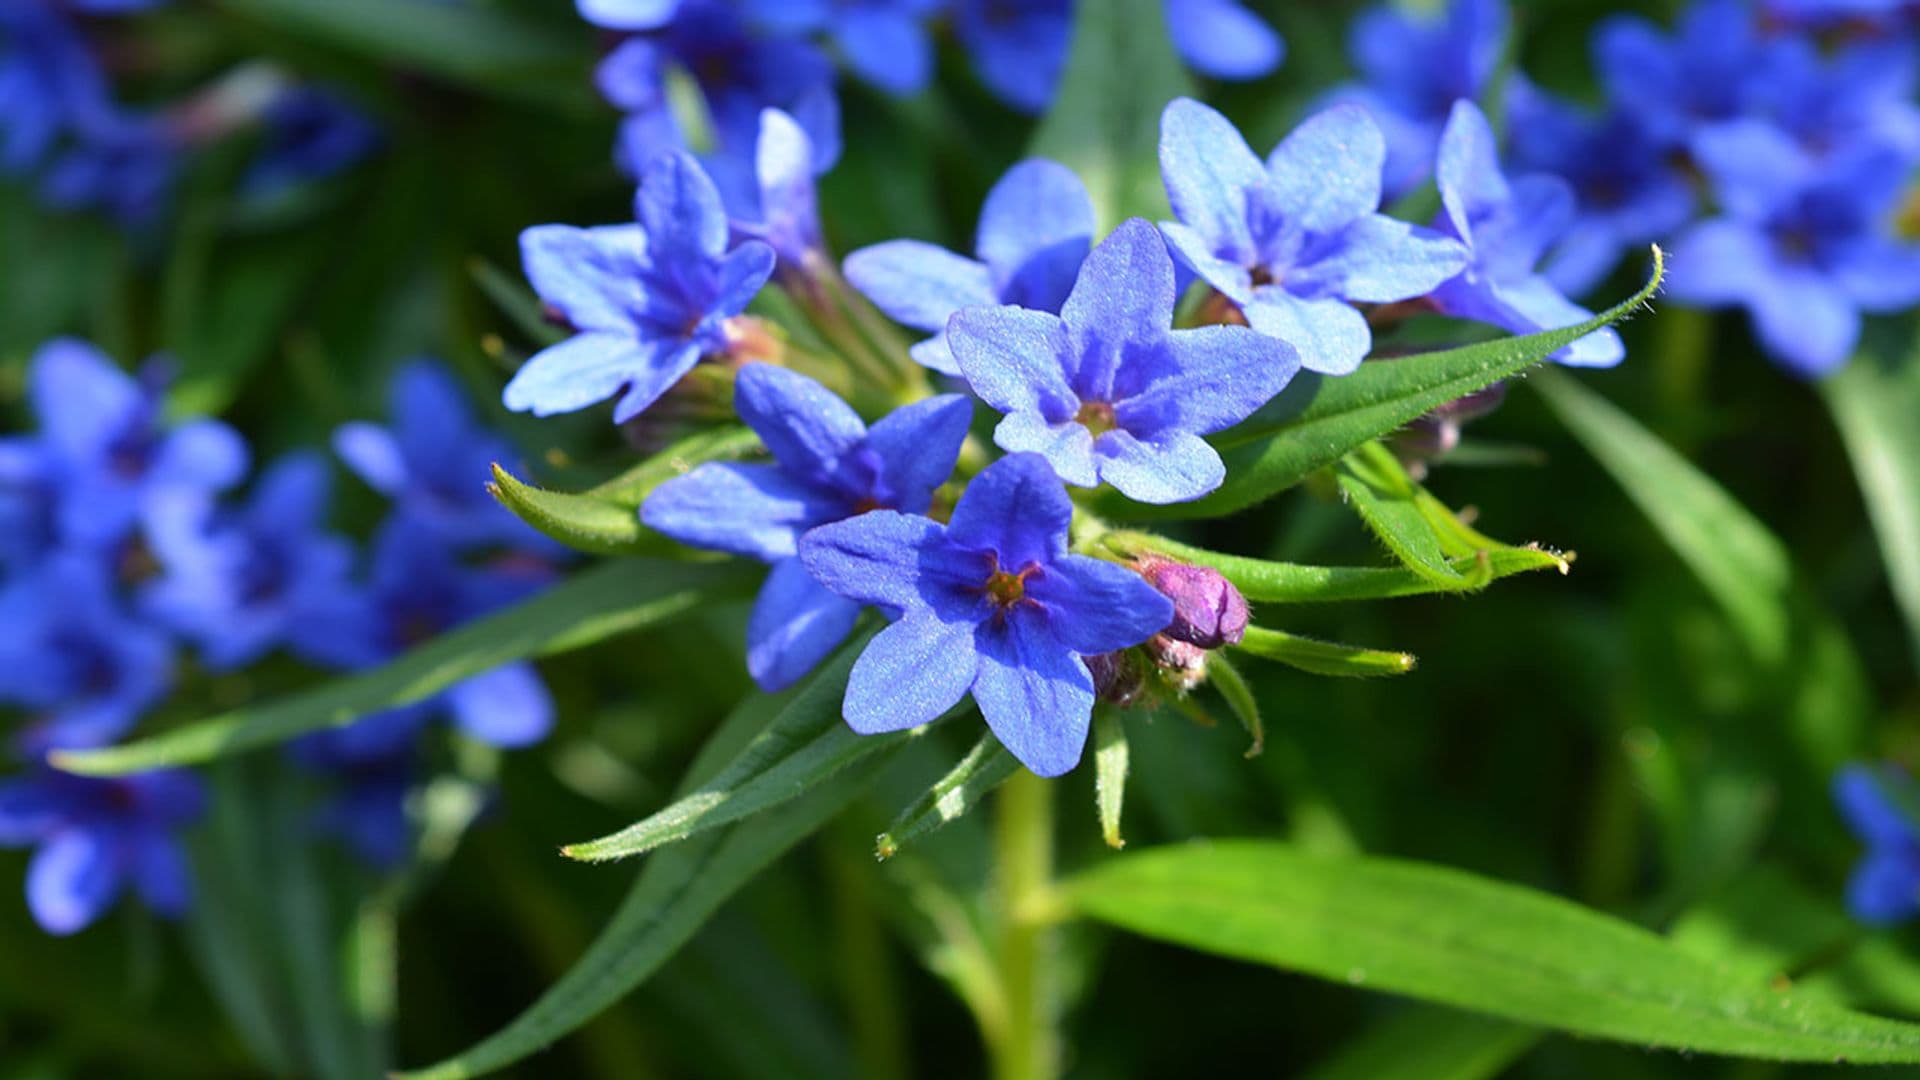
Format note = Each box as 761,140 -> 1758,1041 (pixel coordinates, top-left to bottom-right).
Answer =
948,305 -> 1076,416
29,338 -> 137,461
1159,221 -> 1254,303
745,558 -> 862,691
1311,215 -> 1469,303
1060,219 -> 1178,396
1158,98 -> 1266,263
636,151 -> 729,261
973,611 -> 1094,777
733,363 -> 866,483
844,241 -> 997,333
1436,101 -> 1507,246
1748,265 -> 1857,378
152,420 -> 249,493
993,410 -> 1099,488
504,333 -> 650,418
643,461 -> 841,561
1485,276 -> 1624,369
1093,428 -> 1225,504
836,6 -> 933,95
1265,105 -> 1384,235
519,224 -> 648,334
908,335 -> 962,376
715,241 -> 777,318
446,662 -> 553,748
945,452 -> 1072,568
1665,219 -> 1772,305
332,422 -> 407,495
1115,324 -> 1296,437
844,610 -> 978,733
27,828 -> 122,935
577,0 -> 680,30
1026,554 -> 1174,655
1167,0 -> 1284,81
976,159 -> 1096,301
1242,288 -> 1372,376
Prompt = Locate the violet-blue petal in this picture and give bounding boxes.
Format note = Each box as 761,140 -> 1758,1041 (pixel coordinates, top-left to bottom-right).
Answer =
800,510 -> 964,612
1484,277 -> 1624,369
643,461 -> 842,562
1167,0 -> 1284,81
836,6 -> 933,96
863,393 -> 973,513
1027,555 -> 1174,655
1117,324 -> 1296,438
948,305 -> 1076,417
1158,221 -> 1255,303
152,420 -> 249,492
715,241 -> 778,316
1436,101 -> 1507,245
844,611 -> 978,733
1242,288 -> 1374,377
504,333 -> 651,417
129,832 -> 190,916
1666,220 -> 1772,305
1847,851 -> 1920,926
1159,98 -> 1266,261
745,557 -> 862,692
1314,216 -> 1469,303
733,363 -> 867,484
752,108 -> 822,264
945,453 -> 1072,568
27,829 -> 121,935
1060,219 -> 1178,368
578,0 -> 681,30
1835,766 -> 1917,849
446,662 -> 553,748
520,224 -> 648,334
30,338 -> 137,459
843,241 -> 997,333
992,411 -> 1099,488
1749,267 -> 1858,378
610,342 -> 704,424
1836,240 -> 1920,313
1093,428 -> 1226,505
1265,105 -> 1383,235
973,612 -> 1094,777
332,422 -> 406,495
636,151 -> 729,262
976,158 -> 1095,302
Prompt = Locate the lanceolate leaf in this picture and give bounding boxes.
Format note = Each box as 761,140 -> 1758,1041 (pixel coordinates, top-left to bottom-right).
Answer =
1092,711 -> 1130,848
1068,841 -> 1920,1064
1204,651 -> 1264,758
53,559 -> 755,776
1099,531 -> 1566,603
1337,443 -> 1476,589
875,731 -> 1018,860
1029,0 -> 1193,228
1235,627 -> 1416,679
563,635 -> 918,863
399,667 -> 883,1080
489,427 -> 762,555
1098,250 -> 1664,520
1822,344 -> 1920,670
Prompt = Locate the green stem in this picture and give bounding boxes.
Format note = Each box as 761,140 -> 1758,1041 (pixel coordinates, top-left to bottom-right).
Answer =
990,771 -> 1059,1080
828,836 -> 910,1080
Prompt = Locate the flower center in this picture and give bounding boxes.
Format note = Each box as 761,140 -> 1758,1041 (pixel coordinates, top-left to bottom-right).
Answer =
1075,400 -> 1117,437
985,569 -> 1027,607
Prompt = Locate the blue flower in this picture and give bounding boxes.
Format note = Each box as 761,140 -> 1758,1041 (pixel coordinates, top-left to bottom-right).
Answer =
0,768 -> 204,935
243,86 -> 380,196
0,555 -> 172,755
741,0 -> 945,97
41,105 -> 180,226
710,108 -> 829,277
1592,0 -> 1791,152
951,0 -> 1073,115
595,1 -> 840,175
1428,102 -> 1625,368
299,521 -> 557,749
507,152 -> 776,424
1761,0 -> 1916,29
845,158 -> 1095,375
1323,0 -> 1507,197
141,452 -> 356,672
1503,77 -> 1697,297
1157,99 -> 1470,376
288,711 -> 423,869
1165,0 -> 1283,81
799,453 -> 1175,776
21,338 -> 248,552
1755,36 -> 1920,170
0,7 -> 100,175
949,218 -> 1297,504
1666,129 -> 1920,377
578,0 -> 682,30
643,363 -> 971,690
336,359 -> 546,551
1834,765 -> 1920,926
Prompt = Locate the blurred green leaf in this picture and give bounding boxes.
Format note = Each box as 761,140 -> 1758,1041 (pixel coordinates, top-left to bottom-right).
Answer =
1093,710 -> 1130,848
1234,626 -> 1416,679
1067,841 -> 1920,1063
875,731 -> 1017,861
1301,1007 -> 1535,1080
53,558 -> 755,776
1029,0 -> 1193,227
561,633 -> 920,863
1100,250 -> 1664,521
1823,343 -> 1920,669
1204,651 -> 1264,757
398,650 -> 887,1080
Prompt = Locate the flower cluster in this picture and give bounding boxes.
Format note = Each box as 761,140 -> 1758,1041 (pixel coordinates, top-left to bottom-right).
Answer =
0,346 -> 558,931
0,0 -> 376,226
1835,764 -> 1920,925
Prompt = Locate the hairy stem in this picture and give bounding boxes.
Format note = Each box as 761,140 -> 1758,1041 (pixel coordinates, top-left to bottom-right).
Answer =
990,770 -> 1059,1080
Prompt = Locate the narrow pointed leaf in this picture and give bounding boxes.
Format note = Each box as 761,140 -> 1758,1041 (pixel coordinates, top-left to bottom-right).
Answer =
1823,344 -> 1920,670
1092,710 -> 1130,848
1337,443 -> 1478,588
1100,531 -> 1567,603
1235,626 -> 1416,679
1095,249 -> 1663,520
1204,651 -> 1264,758
1067,841 -> 1920,1064
875,731 -> 1017,860
53,559 -> 755,776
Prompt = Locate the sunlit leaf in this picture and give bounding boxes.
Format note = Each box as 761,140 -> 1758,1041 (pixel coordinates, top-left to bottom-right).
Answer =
1234,627 -> 1416,679
875,731 -> 1016,860
1099,531 -> 1566,603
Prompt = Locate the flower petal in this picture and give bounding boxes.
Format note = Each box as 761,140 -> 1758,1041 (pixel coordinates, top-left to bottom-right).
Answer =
332,422 -> 407,495
844,610 -> 978,734
1093,428 -> 1225,504
1436,101 -> 1508,246
1167,0 -> 1284,81
844,241 -> 997,333
643,461 -> 842,561
1835,767 -> 1917,849
746,558 -> 862,692
636,151 -> 729,262
1847,851 -> 1920,927
863,393 -> 973,513
1665,219 -> 1771,305
1158,97 -> 1266,263
992,410 -> 1099,488
945,453 -> 1072,568
1026,554 -> 1174,656
520,224 -> 648,333
1484,276 -> 1625,369
27,828 -> 122,935
1748,265 -> 1858,378
973,611 -> 1094,777
976,159 -> 1095,308
152,420 -> 250,493
1242,288 -> 1373,376
1115,324 -> 1296,438
733,363 -> 866,484
29,338 -> 138,461
800,509 -> 971,612
836,6 -> 933,95
1265,105 -> 1385,234
446,662 -> 554,748
577,0 -> 681,31
504,333 -> 651,418
1159,221 -> 1254,303
1061,219 -> 1179,397
1310,215 -> 1469,303
948,304 -> 1076,416
129,830 -> 191,917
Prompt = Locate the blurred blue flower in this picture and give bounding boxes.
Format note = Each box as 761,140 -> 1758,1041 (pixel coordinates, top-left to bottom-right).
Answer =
595,0 -> 840,175
1157,99 -> 1469,376
1428,102 -> 1624,368
243,86 -> 380,196
0,768 -> 204,936
0,555 -> 172,755
951,0 -> 1072,114
141,452 -> 356,672
40,105 -> 181,226
336,359 -> 544,551
19,339 -> 248,552
644,363 -> 971,690
711,108 -> 830,278
1324,0 -> 1507,197
800,453 -> 1174,776
508,152 -> 776,424
0,7 -> 102,175
1834,764 -> 1920,926
1165,0 -> 1283,81
1592,0 -> 1789,153
300,521 -> 556,749
578,0 -> 682,30
1503,78 -> 1697,297
741,0 -> 945,97
1760,0 -> 1916,32
1756,36 -> 1920,170
845,158 -> 1094,375
288,710 -> 423,870
1666,129 -> 1920,377
950,218 -> 1296,504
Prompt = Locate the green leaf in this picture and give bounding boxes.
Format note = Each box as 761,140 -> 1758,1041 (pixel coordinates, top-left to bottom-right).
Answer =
1337,443 -> 1478,588
1823,343 -> 1920,670
1234,626 -> 1416,679
1028,0 -> 1193,228
1066,841 -> 1920,1064
1203,651 -> 1264,758
1098,249 -> 1663,520
561,635 -> 918,864
52,559 -> 755,776
1092,710 -> 1130,849
1099,530 -> 1567,604
1302,1007 -> 1536,1080
397,655 -> 885,1080
875,732 -> 1018,860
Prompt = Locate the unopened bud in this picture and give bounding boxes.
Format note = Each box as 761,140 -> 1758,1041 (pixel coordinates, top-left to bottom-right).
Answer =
1144,634 -> 1208,692
1086,650 -> 1147,708
1137,557 -> 1248,649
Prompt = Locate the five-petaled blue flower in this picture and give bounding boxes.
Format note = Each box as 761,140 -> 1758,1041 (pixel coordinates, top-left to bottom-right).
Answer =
337,359 -> 546,552
1324,0 -> 1507,197
508,151 -> 776,425
1428,102 -> 1625,368
951,0 -> 1073,115
846,157 -> 1095,376
948,218 -> 1297,505
0,555 -> 172,756
741,0 -> 944,97
1158,99 -> 1469,376
1834,764 -> 1920,926
1592,0 -> 1789,153
799,453 -> 1175,777
644,363 -> 972,690
0,768 -> 204,935
141,451 -> 356,672
1666,129 -> 1920,377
